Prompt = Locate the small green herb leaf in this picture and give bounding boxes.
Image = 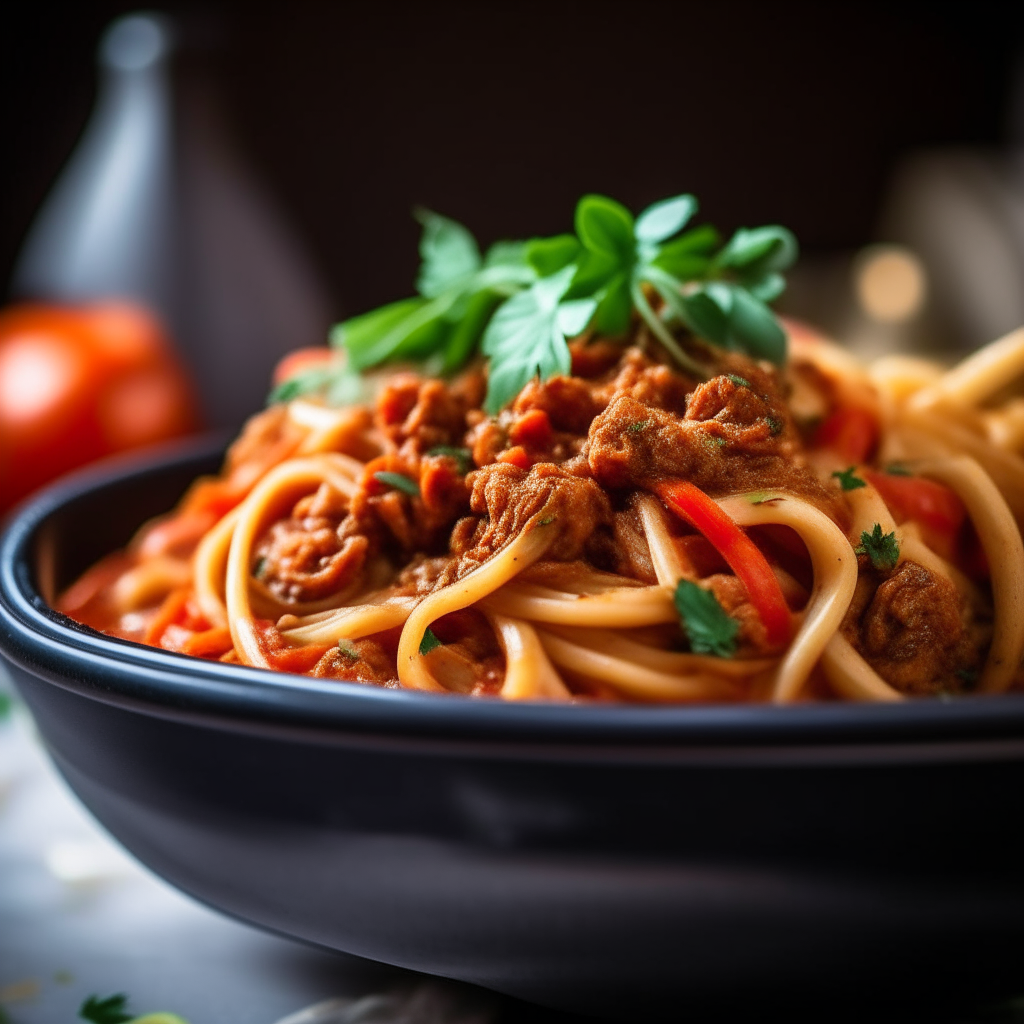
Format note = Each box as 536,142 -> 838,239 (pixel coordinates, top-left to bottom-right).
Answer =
373,471 -> 420,497
832,466 -> 867,491
415,209 -> 481,298
855,523 -> 900,571
626,419 -> 650,433
337,639 -> 360,660
885,463 -> 913,476
634,194 -> 697,244
419,627 -> 442,655
575,194 -> 635,262
526,235 -> 580,277
482,265 -> 595,413
726,374 -> 751,388
80,994 -> 132,1024
674,579 -> 739,658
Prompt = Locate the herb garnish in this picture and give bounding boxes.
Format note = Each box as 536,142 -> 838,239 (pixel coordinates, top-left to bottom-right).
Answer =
673,579 -> 739,658
765,415 -> 784,436
885,463 -> 913,476
373,471 -> 420,497
79,995 -> 133,1024
626,420 -> 650,433
419,627 -> 442,655
426,445 -> 473,473
832,466 -> 867,491
273,193 -> 797,414
337,639 -> 360,660
855,523 -> 900,571
726,374 -> 751,388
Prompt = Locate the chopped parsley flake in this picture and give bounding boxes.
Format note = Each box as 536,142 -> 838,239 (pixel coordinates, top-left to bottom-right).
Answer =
253,557 -> 267,579
832,466 -> 867,491
673,579 -> 739,658
766,415 -> 784,436
626,419 -> 650,433
337,640 -> 360,660
726,374 -> 751,388
855,523 -> 900,571
885,463 -> 913,476
373,471 -> 420,497
419,627 -> 442,655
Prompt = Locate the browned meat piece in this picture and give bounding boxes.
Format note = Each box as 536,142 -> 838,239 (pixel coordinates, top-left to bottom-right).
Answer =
592,348 -> 695,415
435,462 -> 615,586
704,573 -> 778,655
512,374 -> 601,434
313,634 -> 400,685
222,403 -> 306,489
255,486 -> 368,603
842,560 -> 978,694
585,384 -> 847,526
375,372 -> 482,455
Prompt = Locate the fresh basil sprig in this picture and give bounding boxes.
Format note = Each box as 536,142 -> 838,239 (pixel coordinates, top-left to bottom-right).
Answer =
275,194 -> 797,414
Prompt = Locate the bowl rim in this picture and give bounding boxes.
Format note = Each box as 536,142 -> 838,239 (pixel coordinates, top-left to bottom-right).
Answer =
5,436 -> 1024,752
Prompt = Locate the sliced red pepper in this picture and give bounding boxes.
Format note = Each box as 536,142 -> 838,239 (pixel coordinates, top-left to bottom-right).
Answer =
863,469 -> 966,562
654,479 -> 793,647
813,406 -> 878,463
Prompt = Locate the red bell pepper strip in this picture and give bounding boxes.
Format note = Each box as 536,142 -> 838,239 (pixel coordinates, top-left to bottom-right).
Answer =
862,469 -> 966,563
654,479 -> 793,647
813,406 -> 879,463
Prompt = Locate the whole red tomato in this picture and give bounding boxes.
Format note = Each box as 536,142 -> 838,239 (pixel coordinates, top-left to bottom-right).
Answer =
0,302 -> 199,514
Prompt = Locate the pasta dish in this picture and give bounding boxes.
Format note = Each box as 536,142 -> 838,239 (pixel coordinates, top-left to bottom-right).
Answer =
57,194 -> 1024,704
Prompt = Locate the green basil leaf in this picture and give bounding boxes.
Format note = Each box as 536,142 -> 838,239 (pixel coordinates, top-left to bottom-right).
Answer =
484,240 -> 530,269
682,288 -> 728,343
556,296 -> 598,338
526,234 -> 581,277
331,297 -> 427,358
727,287 -> 787,364
566,248 -> 620,299
482,265 -> 579,413
593,272 -> 633,335
441,289 -> 502,372
575,194 -> 635,262
747,272 -> 786,303
635,194 -> 697,244
415,209 -> 482,298
717,226 -> 798,276
373,471 -> 420,497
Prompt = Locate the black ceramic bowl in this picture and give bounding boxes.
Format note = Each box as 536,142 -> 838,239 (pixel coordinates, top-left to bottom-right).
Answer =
4,440 -> 1024,1020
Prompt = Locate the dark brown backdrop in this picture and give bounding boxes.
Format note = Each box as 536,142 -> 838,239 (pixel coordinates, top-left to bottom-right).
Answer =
2,2 -> 1022,319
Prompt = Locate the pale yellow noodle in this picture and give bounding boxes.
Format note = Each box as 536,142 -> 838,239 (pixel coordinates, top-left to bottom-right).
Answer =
226,456 -> 360,668
715,494 -> 859,704
111,555 -> 192,612
535,628 -> 733,702
281,597 -> 418,645
483,583 -> 677,627
397,514 -> 558,691
914,456 -> 1024,693
542,624 -> 775,678
910,326 -> 1024,410
192,506 -> 242,628
821,634 -> 903,702
486,613 -> 572,700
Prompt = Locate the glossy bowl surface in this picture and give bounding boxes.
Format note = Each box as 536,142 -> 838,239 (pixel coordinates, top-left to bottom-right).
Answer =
3,439 -> 1024,1019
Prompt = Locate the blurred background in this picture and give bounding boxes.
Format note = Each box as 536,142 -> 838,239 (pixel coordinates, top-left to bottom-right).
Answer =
2,0 -> 1024,491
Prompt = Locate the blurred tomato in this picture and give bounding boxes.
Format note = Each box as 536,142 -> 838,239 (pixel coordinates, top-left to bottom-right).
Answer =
0,302 -> 199,515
